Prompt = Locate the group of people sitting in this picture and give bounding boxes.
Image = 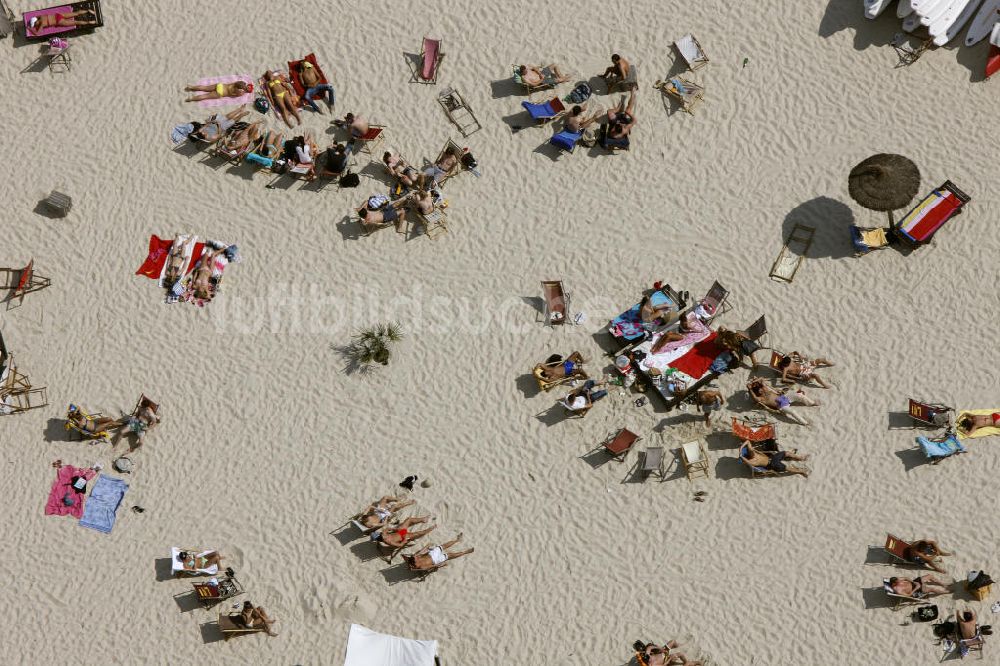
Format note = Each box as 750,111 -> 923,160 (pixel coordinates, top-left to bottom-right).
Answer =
356,495 -> 474,573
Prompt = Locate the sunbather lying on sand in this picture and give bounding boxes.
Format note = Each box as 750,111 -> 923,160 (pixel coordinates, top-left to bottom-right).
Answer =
778,352 -> 834,388
26,9 -> 99,34
747,379 -> 818,426
958,413 -> 1000,436
263,70 -> 302,128
371,515 -> 436,548
517,64 -> 570,88
358,495 -> 415,530
888,575 -> 950,598
188,106 -> 251,144
403,534 -> 474,570
184,80 -> 252,103
635,639 -> 702,666
538,352 -> 585,381
190,248 -> 228,300
240,601 -> 279,636
67,406 -> 123,434
740,439 -> 810,477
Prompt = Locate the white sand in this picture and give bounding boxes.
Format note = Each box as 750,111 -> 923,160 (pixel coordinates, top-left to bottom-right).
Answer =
3,0 -> 1000,663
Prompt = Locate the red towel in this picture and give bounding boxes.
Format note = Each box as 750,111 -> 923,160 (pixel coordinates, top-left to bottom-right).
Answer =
987,45 -> 1000,80
136,235 -> 173,279
45,465 -> 95,519
287,53 -> 328,98
669,332 -> 722,379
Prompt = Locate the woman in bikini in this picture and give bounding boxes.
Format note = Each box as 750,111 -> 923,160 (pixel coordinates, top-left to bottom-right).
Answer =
358,495 -> 415,530
183,80 -> 252,103
26,9 -> 98,34
403,533 -> 474,570
178,550 -> 222,572
190,248 -> 227,300
778,352 -> 834,389
239,601 -> 279,635
67,405 -> 123,434
262,70 -> 301,128
371,515 -> 436,548
958,413 -> 1000,436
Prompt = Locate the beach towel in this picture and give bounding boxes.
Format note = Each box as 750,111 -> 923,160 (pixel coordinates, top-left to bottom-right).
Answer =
45,465 -> 96,519
421,38 -> 440,80
651,312 -> 710,355
917,434 -> 966,459
669,332 -> 722,379
79,475 -> 128,533
896,186 -> 963,243
23,1 -> 102,40
135,235 -> 174,279
196,75 -> 254,108
343,624 -> 438,666
956,409 -> 1000,440
609,291 -> 674,340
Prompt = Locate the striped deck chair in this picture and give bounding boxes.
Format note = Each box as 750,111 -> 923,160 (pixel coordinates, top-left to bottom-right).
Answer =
731,416 -> 776,444
414,37 -> 443,83
65,404 -> 113,441
894,180 -> 970,246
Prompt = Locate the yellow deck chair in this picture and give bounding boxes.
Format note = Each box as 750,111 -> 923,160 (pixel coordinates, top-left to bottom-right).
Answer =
65,404 -> 113,441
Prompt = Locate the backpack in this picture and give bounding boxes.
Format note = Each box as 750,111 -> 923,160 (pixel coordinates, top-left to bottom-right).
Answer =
565,82 -> 592,104
254,96 -> 270,114
339,172 -> 360,188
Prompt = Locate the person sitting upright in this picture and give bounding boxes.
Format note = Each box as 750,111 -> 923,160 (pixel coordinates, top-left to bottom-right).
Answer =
740,438 -> 810,477
403,533 -> 474,571
563,104 -> 602,134
601,54 -> 632,88
778,352 -> 834,388
517,63 -> 571,88
333,112 -> 370,153
562,379 -> 608,413
606,89 -> 637,142
635,639 -> 702,666
238,600 -> 279,636
320,143 -> 350,179
887,575 -> 951,598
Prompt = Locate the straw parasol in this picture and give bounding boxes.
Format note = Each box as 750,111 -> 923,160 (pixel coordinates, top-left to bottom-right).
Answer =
848,154 -> 920,225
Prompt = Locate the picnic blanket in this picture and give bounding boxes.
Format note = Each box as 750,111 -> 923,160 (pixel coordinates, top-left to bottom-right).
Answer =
287,53 -> 329,98
669,332 -> 722,379
609,290 -> 675,340
917,434 -> 966,459
79,475 -> 128,533
196,75 -> 254,108
956,409 -> 1000,440
45,465 -> 96,519
896,185 -> 963,243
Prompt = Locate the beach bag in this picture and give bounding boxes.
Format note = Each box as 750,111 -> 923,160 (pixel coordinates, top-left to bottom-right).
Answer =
461,151 -> 478,169
565,82 -> 592,104
339,172 -> 360,188
914,605 -> 938,622
254,96 -> 270,114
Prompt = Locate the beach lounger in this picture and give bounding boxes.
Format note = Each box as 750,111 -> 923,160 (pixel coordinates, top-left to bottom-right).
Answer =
192,571 -> 244,606
894,180 -> 970,246
674,33 -> 709,71
0,367 -> 47,415
540,280 -> 569,325
680,440 -> 709,481
908,399 -> 953,428
512,64 -> 557,94
438,87 -> 482,137
22,0 -> 103,41
533,353 -> 587,392
744,314 -> 768,349
171,546 -> 220,576
884,534 -> 913,564
697,280 -> 730,322
430,139 -> 466,187
603,428 -> 640,462
414,205 -> 448,240
64,404 -> 112,441
640,446 -> 666,481
218,612 -> 268,639
550,129 -> 583,153
0,259 -> 51,307
739,443 -> 804,478
769,224 -> 815,283
654,76 -> 704,115
413,37 -> 443,84
883,578 -> 924,607
41,39 -> 72,72
850,225 -> 893,256
916,433 -> 966,464
521,97 -> 566,124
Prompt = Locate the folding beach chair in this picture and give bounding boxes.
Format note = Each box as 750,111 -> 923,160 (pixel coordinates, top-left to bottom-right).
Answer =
438,87 -> 482,137
128,393 -> 160,434
955,621 -> 986,659
680,440 -> 710,481
698,280 -> 730,322
732,416 -> 776,443
0,259 -> 51,307
654,77 -> 704,115
608,61 -> 638,92
744,315 -> 768,349
64,404 -> 113,441
739,443 -> 803,478
916,433 -> 966,464
849,225 -> 893,256
768,350 -> 804,382
882,578 -> 924,608
549,129 -> 583,153
192,571 -> 244,606
640,447 -> 666,481
431,139 -> 467,187
22,0 -> 103,41
218,612 -> 268,639
354,125 -> 387,157
893,180 -> 970,247
907,399 -> 953,428
769,224 -> 815,283
674,33 -> 709,71
512,64 -> 557,94
213,125 -> 258,166
413,37 -> 443,84
884,534 -> 914,564
540,280 -> 569,325
533,353 -> 587,392
521,97 -> 566,125
0,0 -> 14,38
603,428 -> 640,462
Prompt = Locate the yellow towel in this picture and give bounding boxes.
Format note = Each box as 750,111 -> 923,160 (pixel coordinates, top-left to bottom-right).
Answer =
956,409 -> 1000,440
861,228 -> 887,247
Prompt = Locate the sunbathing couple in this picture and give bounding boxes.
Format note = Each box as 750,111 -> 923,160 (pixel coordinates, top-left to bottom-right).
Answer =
958,413 -> 1000,436
184,80 -> 252,103
634,638 -> 702,666
887,575 -> 951,598
778,352 -> 834,389
747,378 -> 819,426
740,437 -> 810,477
26,9 -> 98,34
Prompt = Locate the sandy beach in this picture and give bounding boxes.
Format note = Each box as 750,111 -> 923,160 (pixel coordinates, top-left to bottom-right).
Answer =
3,0 -> 1000,664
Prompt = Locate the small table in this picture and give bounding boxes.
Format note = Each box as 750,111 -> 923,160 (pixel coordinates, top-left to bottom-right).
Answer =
43,43 -> 72,73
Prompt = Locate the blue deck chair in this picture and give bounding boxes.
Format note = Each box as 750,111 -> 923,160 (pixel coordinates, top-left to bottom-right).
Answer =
550,129 -> 582,153
916,433 -> 966,463
521,97 -> 565,124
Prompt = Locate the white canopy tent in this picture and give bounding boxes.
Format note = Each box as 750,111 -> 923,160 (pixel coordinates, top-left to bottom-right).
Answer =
343,624 -> 439,666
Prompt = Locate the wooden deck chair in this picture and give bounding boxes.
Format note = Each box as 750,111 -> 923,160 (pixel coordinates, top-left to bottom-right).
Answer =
674,33 -> 709,71
439,87 -> 482,137
533,352 -> 587,392
680,440 -> 710,481
608,61 -> 638,92
355,125 -> 387,156
218,612 -> 268,639
731,416 -> 776,444
744,315 -> 768,349
955,617 -> 986,659
414,36 -> 443,84
1,259 -> 51,307
414,205 -> 448,240
698,280 -> 730,321
738,442 -> 806,478
1,382 -> 49,414
192,572 -> 244,606
769,224 -> 815,283
432,139 -> 466,187
882,578 -> 925,608
64,404 -> 113,441
654,76 -> 704,115
540,280 -> 569,325
883,534 -> 922,566
603,428 -> 640,462
512,64 -> 557,94
907,398 -> 953,428
640,447 -> 666,481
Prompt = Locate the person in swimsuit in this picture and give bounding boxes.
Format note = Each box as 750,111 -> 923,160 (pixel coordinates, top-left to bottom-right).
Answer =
67,405 -> 124,434
177,549 -> 221,572
420,146 -> 461,188
958,413 -> 1000,436
517,64 -> 570,88
122,400 -> 161,450
296,60 -> 335,113
563,103 -> 602,134
239,601 -> 279,636
189,247 -> 227,300
537,352 -> 586,381
902,539 -> 952,573
183,80 -> 252,103
717,328 -> 762,368
956,609 -> 983,655
740,439 -> 810,476
747,379 -> 818,426
383,152 -> 420,189
640,293 -> 677,328
403,533 -> 474,571
333,112 -> 370,143
358,495 -> 415,530
26,9 -> 99,34
694,389 -> 723,427
187,106 -> 251,144
358,196 -> 409,233
601,54 -> 632,87
262,70 -> 302,128
371,515 -> 436,548
778,352 -> 834,389
216,121 -> 263,159
407,188 -> 439,215
888,575 -> 950,598
637,639 -> 702,666
606,89 -> 637,141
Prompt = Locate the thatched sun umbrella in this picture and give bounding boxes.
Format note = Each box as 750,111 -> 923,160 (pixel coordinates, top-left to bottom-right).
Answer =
848,154 -> 920,226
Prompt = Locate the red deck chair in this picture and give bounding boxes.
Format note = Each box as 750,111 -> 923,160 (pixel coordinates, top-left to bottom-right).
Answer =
907,398 -> 952,428
731,417 -> 775,443
894,180 -> 970,246
603,428 -> 640,462
2,259 -> 51,307
418,37 -> 443,83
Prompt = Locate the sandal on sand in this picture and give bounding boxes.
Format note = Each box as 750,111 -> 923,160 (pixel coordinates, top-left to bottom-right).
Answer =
693,496 -> 705,502
694,491 -> 707,497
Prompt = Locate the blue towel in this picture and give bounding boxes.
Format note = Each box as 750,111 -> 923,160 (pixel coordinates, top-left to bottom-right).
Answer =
917,434 -> 966,459
550,130 -> 582,152
79,475 -> 129,534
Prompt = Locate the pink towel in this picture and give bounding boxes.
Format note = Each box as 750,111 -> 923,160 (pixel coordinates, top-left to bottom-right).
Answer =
45,465 -> 96,519
196,74 -> 254,108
